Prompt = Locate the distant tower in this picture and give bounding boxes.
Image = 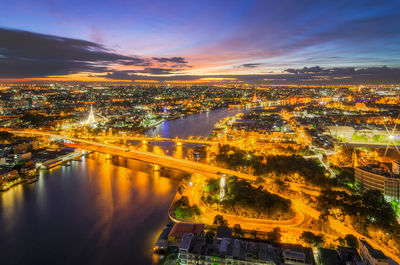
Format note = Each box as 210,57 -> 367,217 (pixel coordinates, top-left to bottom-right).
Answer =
86,104 -> 96,124
352,150 -> 358,168
252,91 -> 257,103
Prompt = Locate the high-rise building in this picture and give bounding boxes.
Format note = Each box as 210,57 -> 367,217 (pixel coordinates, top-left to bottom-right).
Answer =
355,164 -> 400,202
359,240 -> 388,265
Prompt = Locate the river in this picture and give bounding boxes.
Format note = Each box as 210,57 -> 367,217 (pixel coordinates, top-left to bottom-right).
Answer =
0,107 -> 246,265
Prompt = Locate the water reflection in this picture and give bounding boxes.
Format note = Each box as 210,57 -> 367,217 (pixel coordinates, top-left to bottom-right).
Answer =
145,108 -> 247,138
0,152 -> 180,265
0,108 -> 248,265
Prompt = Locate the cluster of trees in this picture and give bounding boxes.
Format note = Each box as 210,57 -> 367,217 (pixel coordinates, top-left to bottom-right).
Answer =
233,224 -> 244,237
300,231 -> 324,247
213,215 -> 228,227
267,227 -> 282,243
372,134 -> 386,143
172,196 -> 200,220
0,131 -> 14,143
214,145 -> 266,176
20,113 -> 48,126
264,155 -> 328,188
214,145 -> 339,190
317,189 -> 400,246
203,177 -> 294,220
337,234 -> 359,249
331,168 -> 355,188
351,133 -> 369,142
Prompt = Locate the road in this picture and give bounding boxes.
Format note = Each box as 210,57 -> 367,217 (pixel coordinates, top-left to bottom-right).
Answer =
8,129 -> 400,263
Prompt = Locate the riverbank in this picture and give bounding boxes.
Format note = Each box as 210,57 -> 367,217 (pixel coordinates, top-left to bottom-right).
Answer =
36,149 -> 91,169
0,149 -> 91,191
1,107 -> 251,265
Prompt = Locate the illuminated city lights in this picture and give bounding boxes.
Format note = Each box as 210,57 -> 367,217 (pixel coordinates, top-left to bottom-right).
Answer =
1,1 -> 400,264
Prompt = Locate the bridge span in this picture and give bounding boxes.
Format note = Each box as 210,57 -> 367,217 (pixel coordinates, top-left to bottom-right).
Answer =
8,130 -> 255,181
96,135 -> 218,145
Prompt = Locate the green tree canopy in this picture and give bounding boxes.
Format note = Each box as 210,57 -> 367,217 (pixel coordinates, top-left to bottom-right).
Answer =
300,231 -> 324,247
213,215 -> 228,227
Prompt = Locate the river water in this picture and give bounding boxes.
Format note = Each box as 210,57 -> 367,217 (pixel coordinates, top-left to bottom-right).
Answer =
0,107 -> 245,265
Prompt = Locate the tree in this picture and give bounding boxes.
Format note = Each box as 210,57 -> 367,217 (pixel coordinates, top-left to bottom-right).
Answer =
174,196 -> 190,208
213,215 -> 228,227
0,131 -> 13,143
204,177 -> 294,220
336,237 -> 345,247
183,173 -> 192,182
174,204 -> 200,220
344,234 -> 359,249
250,230 -> 257,239
273,179 -> 289,192
300,231 -> 324,247
233,224 -> 244,237
205,229 -> 216,238
267,227 -> 282,243
20,112 -> 47,126
177,185 -> 185,195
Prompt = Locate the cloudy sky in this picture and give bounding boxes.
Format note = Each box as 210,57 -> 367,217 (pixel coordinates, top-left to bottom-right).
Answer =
0,0 -> 400,83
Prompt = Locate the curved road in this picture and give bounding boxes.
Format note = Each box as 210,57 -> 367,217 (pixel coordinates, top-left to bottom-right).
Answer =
7,129 -> 400,263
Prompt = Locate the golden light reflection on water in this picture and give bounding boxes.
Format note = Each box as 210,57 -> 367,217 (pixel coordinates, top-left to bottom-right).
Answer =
173,145 -> 183,159
140,143 -> 149,152
152,145 -> 164,156
153,170 -> 172,195
86,153 -> 115,243
0,147 -> 187,265
0,184 -> 24,228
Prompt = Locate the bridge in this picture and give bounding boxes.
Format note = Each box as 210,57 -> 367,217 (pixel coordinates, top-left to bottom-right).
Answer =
96,135 -> 218,145
7,130 -> 400,263
7,130 -> 256,181
95,135 -> 303,150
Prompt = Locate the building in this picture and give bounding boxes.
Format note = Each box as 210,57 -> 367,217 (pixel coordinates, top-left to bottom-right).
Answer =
282,244 -> 314,265
355,164 -> 400,202
318,248 -> 340,265
326,126 -> 355,140
0,157 -> 7,165
392,161 -> 400,175
154,223 -> 173,252
0,168 -> 18,185
337,246 -> 364,265
168,223 -> 204,245
359,240 -> 388,265
178,234 -> 280,265
216,227 -> 232,239
14,152 -> 32,162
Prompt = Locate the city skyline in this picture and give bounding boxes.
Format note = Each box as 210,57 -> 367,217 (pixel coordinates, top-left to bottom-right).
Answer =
1,0 -> 400,84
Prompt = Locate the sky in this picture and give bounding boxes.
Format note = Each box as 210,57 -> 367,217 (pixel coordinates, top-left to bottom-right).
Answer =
0,0 -> 400,84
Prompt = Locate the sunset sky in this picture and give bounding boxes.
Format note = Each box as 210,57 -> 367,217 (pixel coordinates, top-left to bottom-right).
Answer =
1,0 -> 400,83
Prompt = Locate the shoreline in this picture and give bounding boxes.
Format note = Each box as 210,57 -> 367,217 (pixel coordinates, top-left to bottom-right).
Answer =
0,150 -> 91,192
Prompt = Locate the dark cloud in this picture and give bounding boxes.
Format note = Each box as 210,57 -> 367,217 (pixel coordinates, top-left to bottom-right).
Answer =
286,66 -> 326,74
152,57 -> 187,64
1,28 -> 399,84
239,63 -> 262,68
0,28 -> 174,78
103,66 -> 400,84
139,68 -> 177,75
